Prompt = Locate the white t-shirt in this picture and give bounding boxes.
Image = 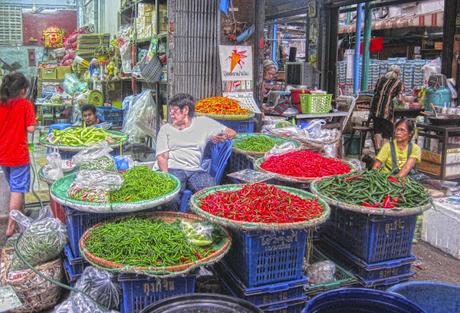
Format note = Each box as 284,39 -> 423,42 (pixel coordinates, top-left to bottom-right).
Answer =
155,116 -> 226,171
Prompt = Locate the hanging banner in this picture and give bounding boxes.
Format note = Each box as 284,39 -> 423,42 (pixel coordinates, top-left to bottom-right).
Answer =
219,45 -> 253,82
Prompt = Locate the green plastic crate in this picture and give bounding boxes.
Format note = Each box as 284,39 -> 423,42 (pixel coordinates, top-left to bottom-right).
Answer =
300,94 -> 332,114
304,247 -> 357,297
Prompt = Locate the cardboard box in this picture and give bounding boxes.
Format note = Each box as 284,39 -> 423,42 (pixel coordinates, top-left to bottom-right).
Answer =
56,66 -> 72,80
421,149 -> 460,165
39,67 -> 57,80
418,161 -> 460,177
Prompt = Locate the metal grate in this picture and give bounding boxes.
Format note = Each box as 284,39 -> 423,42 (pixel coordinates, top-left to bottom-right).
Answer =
0,6 -> 22,46
168,0 -> 221,100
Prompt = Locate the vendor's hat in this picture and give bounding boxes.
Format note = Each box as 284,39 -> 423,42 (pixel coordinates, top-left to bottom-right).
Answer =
263,59 -> 276,69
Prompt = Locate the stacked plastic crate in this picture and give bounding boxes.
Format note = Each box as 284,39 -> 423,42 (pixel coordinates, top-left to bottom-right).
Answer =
218,229 -> 309,312
402,63 -> 415,94
320,206 -> 419,288
413,60 -> 427,90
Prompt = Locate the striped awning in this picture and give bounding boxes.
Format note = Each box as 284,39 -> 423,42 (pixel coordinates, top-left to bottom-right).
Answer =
339,10 -> 443,34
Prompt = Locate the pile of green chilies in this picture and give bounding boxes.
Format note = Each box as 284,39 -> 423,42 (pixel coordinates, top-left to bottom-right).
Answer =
50,127 -> 125,146
315,170 -> 430,208
110,166 -> 177,202
84,218 -> 217,267
233,135 -> 279,152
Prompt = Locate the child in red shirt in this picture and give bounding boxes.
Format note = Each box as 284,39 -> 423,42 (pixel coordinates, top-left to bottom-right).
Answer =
0,73 -> 36,237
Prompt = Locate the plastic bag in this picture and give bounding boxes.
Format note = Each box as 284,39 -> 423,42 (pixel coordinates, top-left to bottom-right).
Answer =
301,119 -> 326,139
181,221 -> 214,247
43,152 -> 64,181
307,260 -> 336,285
76,267 -> 120,310
73,170 -> 123,192
122,90 -> 157,144
114,155 -> 134,171
9,206 -> 66,271
54,295 -> 119,313
72,142 -> 116,172
63,73 -> 88,95
265,141 -> 298,159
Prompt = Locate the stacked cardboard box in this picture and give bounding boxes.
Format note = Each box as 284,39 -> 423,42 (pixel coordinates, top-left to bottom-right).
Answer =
136,3 -> 167,40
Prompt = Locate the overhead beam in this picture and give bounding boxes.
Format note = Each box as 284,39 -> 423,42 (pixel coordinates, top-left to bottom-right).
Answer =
339,0 -> 425,13
0,0 -> 77,7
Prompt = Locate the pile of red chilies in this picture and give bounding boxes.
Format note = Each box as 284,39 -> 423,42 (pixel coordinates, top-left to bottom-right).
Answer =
200,183 -> 324,223
260,150 -> 351,178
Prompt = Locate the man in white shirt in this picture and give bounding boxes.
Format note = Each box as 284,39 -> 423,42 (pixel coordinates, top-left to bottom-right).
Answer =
156,93 -> 237,209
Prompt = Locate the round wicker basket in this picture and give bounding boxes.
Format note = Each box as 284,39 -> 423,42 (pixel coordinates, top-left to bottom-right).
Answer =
190,184 -> 330,231
79,211 -> 231,277
310,179 -> 432,217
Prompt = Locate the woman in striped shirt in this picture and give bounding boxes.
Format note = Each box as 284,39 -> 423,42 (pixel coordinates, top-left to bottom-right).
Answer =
370,65 -> 404,151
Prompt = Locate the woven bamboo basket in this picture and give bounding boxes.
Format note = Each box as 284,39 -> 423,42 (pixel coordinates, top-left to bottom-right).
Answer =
190,184 -> 330,231
0,248 -> 63,313
253,154 -> 354,184
232,133 -> 302,156
310,179 -> 432,217
79,211 -> 231,277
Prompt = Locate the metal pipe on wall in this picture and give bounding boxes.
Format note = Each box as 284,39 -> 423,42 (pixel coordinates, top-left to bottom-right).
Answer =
361,2 -> 372,91
272,18 -> 277,63
353,3 -> 364,94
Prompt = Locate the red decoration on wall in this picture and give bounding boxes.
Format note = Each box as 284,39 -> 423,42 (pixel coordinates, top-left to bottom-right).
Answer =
22,9 -> 77,46
360,37 -> 384,54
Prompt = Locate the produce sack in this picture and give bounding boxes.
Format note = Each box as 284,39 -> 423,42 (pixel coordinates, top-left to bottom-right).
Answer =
307,260 -> 336,285
9,206 -> 66,271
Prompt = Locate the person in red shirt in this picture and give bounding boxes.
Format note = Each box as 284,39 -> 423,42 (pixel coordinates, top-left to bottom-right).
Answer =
0,72 -> 36,237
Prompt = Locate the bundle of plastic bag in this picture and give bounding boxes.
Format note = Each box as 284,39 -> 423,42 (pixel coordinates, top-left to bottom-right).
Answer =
264,141 -> 298,159
10,206 -> 66,271
43,152 -> 64,181
54,267 -> 120,313
68,170 -> 123,203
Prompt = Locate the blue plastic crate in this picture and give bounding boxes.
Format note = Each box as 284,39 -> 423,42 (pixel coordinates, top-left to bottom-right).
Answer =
63,244 -> 88,276
227,152 -> 255,173
216,261 -> 308,307
119,274 -> 196,313
214,118 -> 255,133
97,106 -> 124,127
325,206 -> 417,263
63,258 -> 80,285
225,229 -> 307,287
320,236 -> 415,283
65,206 -> 132,257
260,296 -> 308,313
48,123 -> 72,133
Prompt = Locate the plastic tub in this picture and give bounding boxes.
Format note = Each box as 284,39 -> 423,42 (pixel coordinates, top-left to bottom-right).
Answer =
140,293 -> 263,313
302,288 -> 425,313
387,281 -> 460,313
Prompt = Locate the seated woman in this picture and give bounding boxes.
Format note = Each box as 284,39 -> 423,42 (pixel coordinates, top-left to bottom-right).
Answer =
372,118 -> 421,178
156,93 -> 237,210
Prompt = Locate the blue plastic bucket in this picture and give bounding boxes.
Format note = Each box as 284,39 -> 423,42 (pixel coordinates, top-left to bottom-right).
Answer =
302,288 -> 425,313
387,281 -> 460,313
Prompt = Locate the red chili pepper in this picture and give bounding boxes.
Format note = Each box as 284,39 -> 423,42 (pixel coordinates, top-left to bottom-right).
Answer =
196,251 -> 202,259
383,195 -> 392,208
372,203 -> 382,208
388,176 -> 400,183
391,197 -> 400,203
200,183 -> 324,224
259,150 -> 351,178
361,202 -> 374,207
